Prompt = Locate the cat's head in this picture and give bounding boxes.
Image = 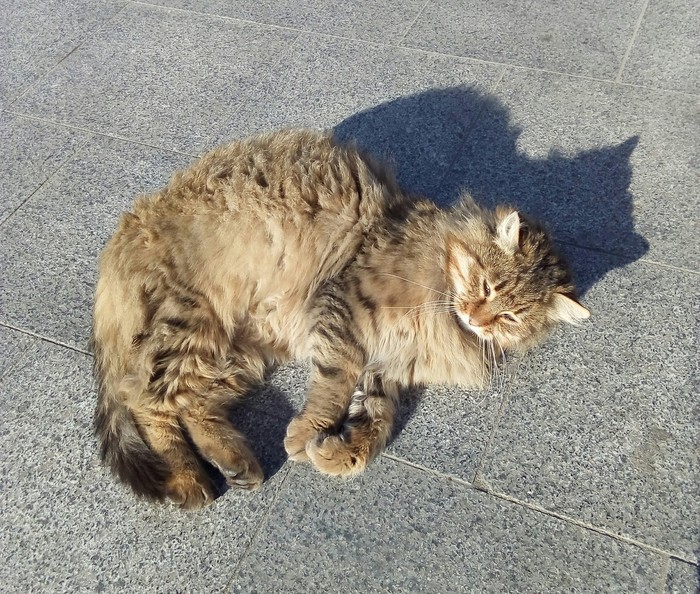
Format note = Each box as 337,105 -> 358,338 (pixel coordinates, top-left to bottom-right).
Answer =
445,207 -> 589,350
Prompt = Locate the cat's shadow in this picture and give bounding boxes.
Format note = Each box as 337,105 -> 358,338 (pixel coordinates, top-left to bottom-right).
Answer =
334,86 -> 648,296
221,88 -> 647,483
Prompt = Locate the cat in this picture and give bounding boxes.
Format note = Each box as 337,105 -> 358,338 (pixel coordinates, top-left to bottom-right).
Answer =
92,128 -> 590,509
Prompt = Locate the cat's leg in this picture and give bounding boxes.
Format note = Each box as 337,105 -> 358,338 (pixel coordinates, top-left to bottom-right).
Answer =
284,282 -> 366,466
131,407 -> 216,510
141,305 -> 267,507
306,369 -> 399,476
180,388 -> 264,491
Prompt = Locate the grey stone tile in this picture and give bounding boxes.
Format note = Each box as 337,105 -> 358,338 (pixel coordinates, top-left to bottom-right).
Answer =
386,383 -> 503,480
0,112 -> 90,224
443,68 -> 699,271
215,34 -> 502,197
403,0 -> 642,79
666,560 -> 700,593
0,135 -> 191,351
622,0 -> 700,94
0,326 -> 33,378
0,0 -> 124,108
229,457 -> 664,593
147,0 -> 427,44
0,339 -> 289,594
478,246 -> 699,559
12,3 -> 299,154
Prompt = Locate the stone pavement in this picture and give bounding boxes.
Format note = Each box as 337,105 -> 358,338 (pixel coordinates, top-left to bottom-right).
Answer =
1,1 -> 698,592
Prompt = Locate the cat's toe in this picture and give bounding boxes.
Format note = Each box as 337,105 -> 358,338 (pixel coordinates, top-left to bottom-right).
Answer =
284,417 -> 317,462
165,470 -> 216,510
221,461 -> 264,491
306,434 -> 368,477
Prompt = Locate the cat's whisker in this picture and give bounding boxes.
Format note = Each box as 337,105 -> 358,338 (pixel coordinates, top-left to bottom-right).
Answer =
376,272 -> 451,298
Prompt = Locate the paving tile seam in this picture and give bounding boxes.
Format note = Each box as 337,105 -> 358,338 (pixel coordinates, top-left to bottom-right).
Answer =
555,240 -> 700,277
128,0 -> 699,98
382,452 -> 700,565
1,109 -> 200,159
4,2 -> 131,112
222,465 -> 294,593
0,322 -> 93,357
615,0 -> 651,84
0,128 -> 94,229
478,485 -> 699,565
658,555 -> 672,594
395,0 -> 432,46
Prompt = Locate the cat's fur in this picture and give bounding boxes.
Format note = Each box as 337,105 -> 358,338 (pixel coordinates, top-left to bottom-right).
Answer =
93,129 -> 589,509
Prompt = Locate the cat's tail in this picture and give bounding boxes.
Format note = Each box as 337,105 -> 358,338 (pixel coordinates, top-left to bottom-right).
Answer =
93,367 -> 168,500
92,249 -> 169,500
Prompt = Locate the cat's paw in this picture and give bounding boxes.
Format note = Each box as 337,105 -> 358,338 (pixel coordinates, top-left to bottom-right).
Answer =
216,457 -> 264,491
306,431 -> 370,477
284,416 -> 318,462
165,469 -> 216,510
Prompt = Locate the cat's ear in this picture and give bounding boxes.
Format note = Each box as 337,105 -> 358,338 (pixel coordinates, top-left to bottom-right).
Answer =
445,237 -> 474,293
496,211 -> 520,252
550,293 -> 591,325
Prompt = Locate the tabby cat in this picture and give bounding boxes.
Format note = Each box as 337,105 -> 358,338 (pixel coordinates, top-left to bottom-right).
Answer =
93,129 -> 589,509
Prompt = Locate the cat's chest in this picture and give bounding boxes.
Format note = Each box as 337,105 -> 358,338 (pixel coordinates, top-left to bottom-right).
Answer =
379,324 -> 486,389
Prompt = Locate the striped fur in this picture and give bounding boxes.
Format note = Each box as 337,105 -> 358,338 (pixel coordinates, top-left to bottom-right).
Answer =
93,129 -> 589,508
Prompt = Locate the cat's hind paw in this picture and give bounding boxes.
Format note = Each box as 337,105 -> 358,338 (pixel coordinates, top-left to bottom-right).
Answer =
165,469 -> 217,510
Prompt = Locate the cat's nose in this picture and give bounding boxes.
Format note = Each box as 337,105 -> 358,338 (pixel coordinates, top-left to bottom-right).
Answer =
468,316 -> 482,327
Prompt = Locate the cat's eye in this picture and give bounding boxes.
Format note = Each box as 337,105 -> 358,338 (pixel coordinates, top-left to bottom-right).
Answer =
500,312 -> 517,323
483,280 -> 491,297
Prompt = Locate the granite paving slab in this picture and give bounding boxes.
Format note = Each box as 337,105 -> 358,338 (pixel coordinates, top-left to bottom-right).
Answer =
228,457 -> 666,593
476,246 -> 699,560
212,34 -> 502,198
0,112 -> 90,224
0,135 -> 190,351
441,68 -> 700,270
0,337 -> 290,593
621,0 -> 700,94
402,0 -> 643,79
11,2 -> 299,154
0,326 -> 33,378
145,0 -> 427,45
665,559 -> 700,593
0,0 -> 124,108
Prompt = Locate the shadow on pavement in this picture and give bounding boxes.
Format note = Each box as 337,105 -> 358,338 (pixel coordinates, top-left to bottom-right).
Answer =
334,86 -> 648,296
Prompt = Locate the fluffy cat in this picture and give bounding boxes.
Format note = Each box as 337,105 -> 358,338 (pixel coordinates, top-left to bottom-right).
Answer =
93,129 -> 589,509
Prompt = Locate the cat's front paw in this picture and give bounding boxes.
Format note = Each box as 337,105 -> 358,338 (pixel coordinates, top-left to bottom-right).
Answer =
284,416 -> 318,462
306,430 -> 370,477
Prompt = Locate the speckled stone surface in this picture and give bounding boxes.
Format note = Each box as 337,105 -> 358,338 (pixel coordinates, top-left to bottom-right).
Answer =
228,458 -> 665,593
401,0 -> 643,79
147,0 -> 428,44
0,0 -> 697,591
0,0 -> 124,107
12,3 -> 298,154
0,112 -> 90,224
665,559 -> 700,593
622,0 -> 700,93
0,326 -> 33,378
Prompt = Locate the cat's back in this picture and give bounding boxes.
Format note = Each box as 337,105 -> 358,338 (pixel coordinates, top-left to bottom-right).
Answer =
104,129 -> 401,350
